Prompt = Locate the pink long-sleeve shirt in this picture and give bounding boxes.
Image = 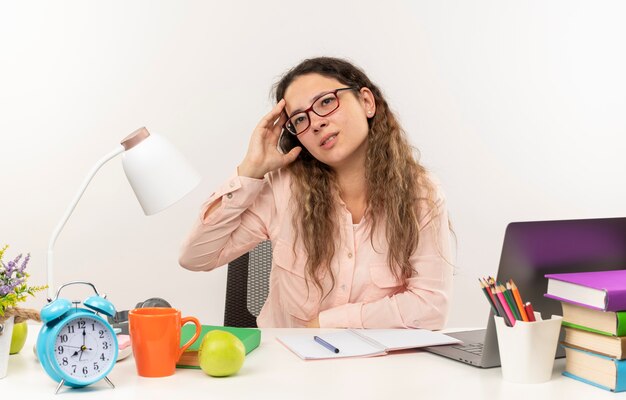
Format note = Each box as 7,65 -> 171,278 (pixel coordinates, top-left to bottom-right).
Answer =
179,168 -> 453,329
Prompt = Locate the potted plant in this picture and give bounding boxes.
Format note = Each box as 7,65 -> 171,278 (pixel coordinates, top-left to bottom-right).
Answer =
0,244 -> 46,378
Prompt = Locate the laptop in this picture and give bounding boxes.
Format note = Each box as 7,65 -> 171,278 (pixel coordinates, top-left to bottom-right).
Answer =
424,217 -> 626,368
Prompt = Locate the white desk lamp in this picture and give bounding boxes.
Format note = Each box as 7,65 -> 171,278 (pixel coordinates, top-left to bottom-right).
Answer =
46,127 -> 201,298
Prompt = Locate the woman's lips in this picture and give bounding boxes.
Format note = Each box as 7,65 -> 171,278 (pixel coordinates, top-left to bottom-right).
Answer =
320,132 -> 338,148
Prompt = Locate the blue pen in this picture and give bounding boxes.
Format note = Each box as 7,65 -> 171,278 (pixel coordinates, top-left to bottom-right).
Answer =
314,335 -> 340,353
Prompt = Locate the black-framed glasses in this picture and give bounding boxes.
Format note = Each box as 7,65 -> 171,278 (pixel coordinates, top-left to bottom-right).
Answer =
283,87 -> 358,136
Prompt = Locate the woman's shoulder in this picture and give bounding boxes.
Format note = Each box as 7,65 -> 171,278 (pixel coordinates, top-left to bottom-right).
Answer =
417,170 -> 446,201
415,169 -> 448,223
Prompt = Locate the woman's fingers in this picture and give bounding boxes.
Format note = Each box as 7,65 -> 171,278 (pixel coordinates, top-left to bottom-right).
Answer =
273,111 -> 287,131
242,100 -> 296,177
258,99 -> 286,132
268,112 -> 287,146
282,146 -> 302,166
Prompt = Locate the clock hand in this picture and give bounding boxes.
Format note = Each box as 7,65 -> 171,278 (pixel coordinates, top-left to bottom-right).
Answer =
77,328 -> 88,361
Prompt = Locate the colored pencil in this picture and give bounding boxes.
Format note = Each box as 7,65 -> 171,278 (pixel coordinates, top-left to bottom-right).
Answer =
524,302 -> 536,322
509,280 -> 529,322
503,282 -> 522,320
482,278 -> 499,311
500,283 -> 521,321
483,278 -> 496,301
489,286 -> 513,326
478,278 -> 498,315
494,285 -> 516,326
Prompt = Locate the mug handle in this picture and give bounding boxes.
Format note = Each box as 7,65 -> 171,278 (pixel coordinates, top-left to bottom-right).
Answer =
178,316 -> 202,358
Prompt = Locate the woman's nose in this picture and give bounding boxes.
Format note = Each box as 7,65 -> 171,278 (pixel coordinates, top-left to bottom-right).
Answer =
311,116 -> 328,134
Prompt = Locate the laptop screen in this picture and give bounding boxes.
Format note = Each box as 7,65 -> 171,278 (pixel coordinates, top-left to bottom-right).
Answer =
494,217 -> 626,357
425,217 -> 626,367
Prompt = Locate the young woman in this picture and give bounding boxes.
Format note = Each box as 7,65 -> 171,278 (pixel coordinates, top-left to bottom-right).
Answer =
179,57 -> 453,329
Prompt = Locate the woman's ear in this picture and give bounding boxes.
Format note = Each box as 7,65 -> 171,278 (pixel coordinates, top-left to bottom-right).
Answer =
359,87 -> 376,118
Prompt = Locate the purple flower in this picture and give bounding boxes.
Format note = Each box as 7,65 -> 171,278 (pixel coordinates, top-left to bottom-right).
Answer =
6,260 -> 15,274
1,247 -> 45,314
1,255 -> 25,295
11,254 -> 22,268
19,254 -> 30,273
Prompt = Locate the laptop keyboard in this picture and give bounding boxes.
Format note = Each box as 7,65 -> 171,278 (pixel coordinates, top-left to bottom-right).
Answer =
452,342 -> 484,356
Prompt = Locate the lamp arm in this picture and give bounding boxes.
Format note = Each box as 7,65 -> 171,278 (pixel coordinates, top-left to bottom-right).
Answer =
46,145 -> 125,298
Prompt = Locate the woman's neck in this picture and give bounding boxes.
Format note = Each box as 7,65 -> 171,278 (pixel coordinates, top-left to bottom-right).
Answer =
335,161 -> 367,223
337,167 -> 366,199
334,143 -> 368,196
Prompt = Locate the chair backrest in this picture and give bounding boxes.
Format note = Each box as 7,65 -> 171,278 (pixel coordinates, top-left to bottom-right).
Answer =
223,240 -> 272,327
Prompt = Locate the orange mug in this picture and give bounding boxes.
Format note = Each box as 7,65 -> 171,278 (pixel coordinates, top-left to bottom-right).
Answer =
128,307 -> 201,377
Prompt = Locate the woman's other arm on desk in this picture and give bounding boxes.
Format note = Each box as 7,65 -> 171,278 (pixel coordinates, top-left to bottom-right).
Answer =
318,192 -> 454,330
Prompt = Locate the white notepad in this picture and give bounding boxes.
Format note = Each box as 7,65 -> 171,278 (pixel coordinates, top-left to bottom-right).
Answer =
277,329 -> 461,360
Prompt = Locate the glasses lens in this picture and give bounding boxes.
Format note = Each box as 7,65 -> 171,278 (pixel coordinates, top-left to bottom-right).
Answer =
286,113 -> 309,135
312,93 -> 339,117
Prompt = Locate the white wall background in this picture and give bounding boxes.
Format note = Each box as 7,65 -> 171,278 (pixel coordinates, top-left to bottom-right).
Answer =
1,0 -> 624,329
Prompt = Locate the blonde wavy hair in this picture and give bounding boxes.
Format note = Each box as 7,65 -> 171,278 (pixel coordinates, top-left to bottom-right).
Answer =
276,57 -> 438,298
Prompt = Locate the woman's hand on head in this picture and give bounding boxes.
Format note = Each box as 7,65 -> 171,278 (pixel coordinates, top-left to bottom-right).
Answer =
238,99 -> 302,179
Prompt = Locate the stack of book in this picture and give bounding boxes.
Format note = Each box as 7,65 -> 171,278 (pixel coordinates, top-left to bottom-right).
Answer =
545,269 -> 626,392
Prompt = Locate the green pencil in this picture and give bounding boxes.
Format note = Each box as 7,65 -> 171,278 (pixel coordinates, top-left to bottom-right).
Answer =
500,283 -> 521,320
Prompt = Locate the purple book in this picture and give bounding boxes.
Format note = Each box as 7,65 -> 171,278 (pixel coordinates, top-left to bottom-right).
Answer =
544,270 -> 626,311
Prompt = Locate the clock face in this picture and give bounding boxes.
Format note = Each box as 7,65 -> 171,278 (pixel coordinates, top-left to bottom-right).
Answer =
52,315 -> 117,383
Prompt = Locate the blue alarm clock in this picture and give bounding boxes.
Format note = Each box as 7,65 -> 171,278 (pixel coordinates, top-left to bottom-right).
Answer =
37,281 -> 118,394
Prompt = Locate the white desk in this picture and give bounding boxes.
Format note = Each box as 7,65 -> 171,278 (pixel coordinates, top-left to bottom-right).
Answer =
2,324 -> 623,399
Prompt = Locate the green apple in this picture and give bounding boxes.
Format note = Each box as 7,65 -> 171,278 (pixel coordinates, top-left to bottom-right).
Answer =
10,322 -> 28,355
198,330 -> 245,377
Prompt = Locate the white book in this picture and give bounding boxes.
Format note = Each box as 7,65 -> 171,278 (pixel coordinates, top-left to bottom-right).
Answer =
276,329 -> 461,360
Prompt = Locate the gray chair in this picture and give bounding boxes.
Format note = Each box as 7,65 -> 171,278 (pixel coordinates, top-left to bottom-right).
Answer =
223,240 -> 272,327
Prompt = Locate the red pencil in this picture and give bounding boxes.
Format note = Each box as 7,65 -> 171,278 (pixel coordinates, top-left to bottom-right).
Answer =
481,278 -> 498,310
524,302 -> 536,322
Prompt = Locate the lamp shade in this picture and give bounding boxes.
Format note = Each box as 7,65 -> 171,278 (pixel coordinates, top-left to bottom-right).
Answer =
121,130 -> 201,215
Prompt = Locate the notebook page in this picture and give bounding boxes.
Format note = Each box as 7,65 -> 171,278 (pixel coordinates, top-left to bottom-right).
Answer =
276,331 -> 387,360
350,329 -> 461,351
